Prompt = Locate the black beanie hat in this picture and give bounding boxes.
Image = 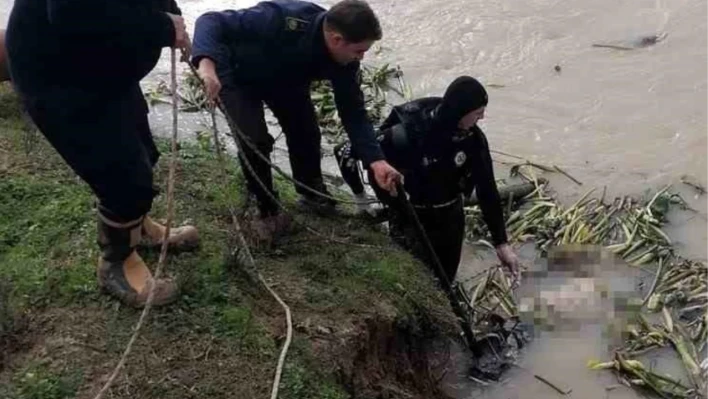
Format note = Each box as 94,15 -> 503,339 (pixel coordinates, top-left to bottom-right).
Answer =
435,76 -> 488,130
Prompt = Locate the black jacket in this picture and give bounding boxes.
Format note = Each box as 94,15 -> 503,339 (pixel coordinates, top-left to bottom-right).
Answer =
6,0 -> 180,95
377,97 -> 508,246
191,0 -> 384,165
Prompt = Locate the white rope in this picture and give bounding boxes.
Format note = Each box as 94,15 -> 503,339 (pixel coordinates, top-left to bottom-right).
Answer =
208,107 -> 292,399
263,276 -> 293,399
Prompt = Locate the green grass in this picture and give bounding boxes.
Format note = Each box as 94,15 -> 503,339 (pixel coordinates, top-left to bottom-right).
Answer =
0,175 -> 97,307
1,361 -> 83,399
273,335 -> 351,399
0,82 -> 457,398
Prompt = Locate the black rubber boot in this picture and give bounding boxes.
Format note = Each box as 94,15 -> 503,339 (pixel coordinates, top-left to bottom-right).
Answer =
96,213 -> 178,308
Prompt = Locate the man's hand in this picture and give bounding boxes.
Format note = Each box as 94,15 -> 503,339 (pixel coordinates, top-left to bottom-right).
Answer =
166,13 -> 190,49
496,243 -> 521,286
197,58 -> 222,104
370,160 -> 403,196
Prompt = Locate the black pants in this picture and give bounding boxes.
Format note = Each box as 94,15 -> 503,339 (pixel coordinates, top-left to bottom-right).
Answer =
333,140 -> 366,195
20,85 -> 159,222
389,197 -> 465,283
220,84 -> 325,216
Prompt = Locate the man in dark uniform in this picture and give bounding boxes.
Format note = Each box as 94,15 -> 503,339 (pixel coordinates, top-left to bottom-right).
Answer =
6,0 -> 199,307
191,0 -> 402,240
335,76 -> 520,283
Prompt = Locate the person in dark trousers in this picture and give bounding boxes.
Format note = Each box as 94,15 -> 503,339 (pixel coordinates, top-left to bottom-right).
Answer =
335,76 -> 520,283
6,0 -> 199,308
191,0 -> 402,241
0,30 -> 8,82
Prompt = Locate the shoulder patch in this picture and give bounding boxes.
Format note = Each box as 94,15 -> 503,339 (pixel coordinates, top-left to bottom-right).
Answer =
285,17 -> 310,32
454,151 -> 467,167
402,102 -> 420,113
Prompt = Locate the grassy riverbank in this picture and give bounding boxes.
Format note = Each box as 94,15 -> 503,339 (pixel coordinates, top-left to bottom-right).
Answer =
0,83 -> 459,399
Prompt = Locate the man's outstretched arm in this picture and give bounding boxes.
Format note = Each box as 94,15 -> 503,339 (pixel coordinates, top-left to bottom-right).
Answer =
331,64 -> 402,194
191,5 -> 280,100
468,127 -> 520,280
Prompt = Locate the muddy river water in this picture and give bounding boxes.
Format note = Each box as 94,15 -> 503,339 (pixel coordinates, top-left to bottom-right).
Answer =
1,0 -> 706,397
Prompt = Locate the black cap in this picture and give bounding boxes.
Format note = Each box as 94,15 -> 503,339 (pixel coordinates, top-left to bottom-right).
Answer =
435,76 -> 488,130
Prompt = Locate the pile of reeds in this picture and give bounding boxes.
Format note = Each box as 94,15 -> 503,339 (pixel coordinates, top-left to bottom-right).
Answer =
465,169 -> 692,267
458,266 -> 518,327
463,165 -> 707,398
587,254 -> 707,398
588,300 -> 706,398
311,63 -> 410,139
588,352 -> 699,398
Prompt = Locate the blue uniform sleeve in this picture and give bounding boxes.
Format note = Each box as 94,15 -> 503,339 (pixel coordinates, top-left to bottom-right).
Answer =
191,5 -> 281,69
330,63 -> 385,166
46,0 -> 176,49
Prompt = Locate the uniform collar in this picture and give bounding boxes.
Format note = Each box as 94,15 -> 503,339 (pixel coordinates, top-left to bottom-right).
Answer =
312,13 -> 337,66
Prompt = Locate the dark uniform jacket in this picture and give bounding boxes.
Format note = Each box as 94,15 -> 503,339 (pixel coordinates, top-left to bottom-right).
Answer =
6,0 -> 182,223
376,97 -> 508,246
6,0 -> 181,95
191,0 -> 384,165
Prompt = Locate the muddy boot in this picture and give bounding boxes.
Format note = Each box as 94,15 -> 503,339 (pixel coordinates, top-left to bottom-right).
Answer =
268,212 -> 294,239
97,215 -> 178,308
250,212 -> 294,245
140,216 -> 199,250
297,186 -> 338,216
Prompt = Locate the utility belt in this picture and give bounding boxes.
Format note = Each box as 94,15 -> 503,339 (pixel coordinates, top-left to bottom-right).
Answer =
410,195 -> 461,210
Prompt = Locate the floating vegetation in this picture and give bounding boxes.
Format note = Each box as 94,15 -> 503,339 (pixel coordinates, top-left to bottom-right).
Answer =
463,164 -> 706,398
311,63 -> 410,139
